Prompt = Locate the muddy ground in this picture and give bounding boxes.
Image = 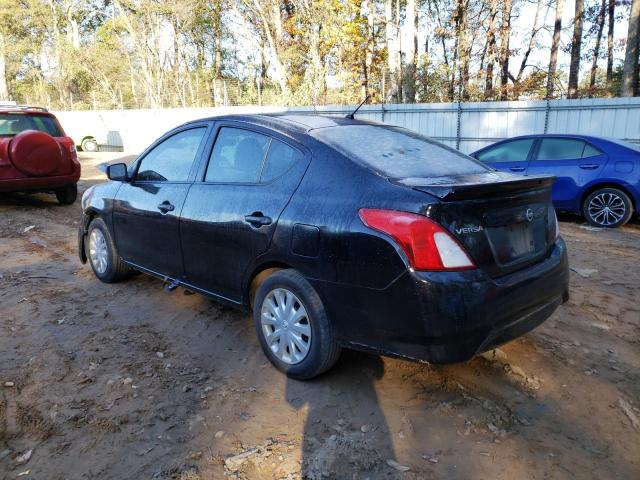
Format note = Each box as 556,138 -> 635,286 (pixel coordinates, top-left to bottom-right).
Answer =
1,152 -> 639,480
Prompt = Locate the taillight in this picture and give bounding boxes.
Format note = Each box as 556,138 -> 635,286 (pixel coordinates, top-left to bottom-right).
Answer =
358,209 -> 475,271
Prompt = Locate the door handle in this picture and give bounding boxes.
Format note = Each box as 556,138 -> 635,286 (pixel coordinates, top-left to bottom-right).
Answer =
579,164 -> 599,170
509,166 -> 526,172
157,201 -> 175,214
244,213 -> 272,227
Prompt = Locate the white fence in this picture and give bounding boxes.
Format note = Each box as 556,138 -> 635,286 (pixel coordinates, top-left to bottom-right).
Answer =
54,97 -> 640,155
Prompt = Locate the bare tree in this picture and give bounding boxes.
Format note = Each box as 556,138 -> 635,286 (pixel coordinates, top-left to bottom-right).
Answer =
622,0 -> 640,96
403,0 -> 418,102
457,0 -> 471,100
516,0 -> 543,83
589,0 -> 607,96
568,0 -> 585,98
547,0 -> 564,97
498,0 -> 512,100
484,0 -> 498,97
606,0 -> 615,88
385,0 -> 401,101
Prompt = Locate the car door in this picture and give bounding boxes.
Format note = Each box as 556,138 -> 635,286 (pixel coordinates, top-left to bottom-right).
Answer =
526,137 -> 608,208
473,138 -> 535,174
112,124 -> 210,278
180,123 -> 309,302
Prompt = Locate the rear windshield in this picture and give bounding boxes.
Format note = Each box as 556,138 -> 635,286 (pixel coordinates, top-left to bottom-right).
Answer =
607,138 -> 640,153
312,125 -> 489,178
0,113 -> 63,137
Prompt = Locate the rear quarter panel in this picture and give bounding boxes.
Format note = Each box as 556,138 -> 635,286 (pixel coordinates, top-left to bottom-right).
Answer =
264,143 -> 435,289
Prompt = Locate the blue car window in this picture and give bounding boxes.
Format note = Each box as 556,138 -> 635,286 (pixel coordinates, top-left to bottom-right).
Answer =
206,127 -> 270,183
582,143 -> 602,158
136,127 -> 206,182
476,139 -> 534,163
536,138 -> 587,160
261,139 -> 302,182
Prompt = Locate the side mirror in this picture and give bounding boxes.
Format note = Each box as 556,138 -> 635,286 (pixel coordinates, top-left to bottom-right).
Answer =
107,163 -> 129,182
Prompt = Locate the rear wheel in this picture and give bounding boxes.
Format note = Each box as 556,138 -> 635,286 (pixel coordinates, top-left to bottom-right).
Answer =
86,217 -> 131,283
81,137 -> 98,153
253,269 -> 341,380
55,184 -> 77,205
583,188 -> 633,228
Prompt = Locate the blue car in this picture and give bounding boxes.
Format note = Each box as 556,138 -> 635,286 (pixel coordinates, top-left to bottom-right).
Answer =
471,134 -> 640,228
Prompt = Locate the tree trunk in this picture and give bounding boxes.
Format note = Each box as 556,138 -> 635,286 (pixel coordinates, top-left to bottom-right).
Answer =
568,0 -> 585,98
484,0 -> 498,98
547,0 -> 564,97
458,0 -> 470,100
385,0 -> 400,102
498,0 -> 512,100
606,0 -> 615,88
0,32 -> 8,101
363,0 -> 375,99
403,0 -> 418,103
589,0 -> 607,96
621,0 -> 640,96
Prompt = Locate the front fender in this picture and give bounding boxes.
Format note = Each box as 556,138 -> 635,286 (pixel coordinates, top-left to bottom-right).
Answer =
78,181 -> 122,263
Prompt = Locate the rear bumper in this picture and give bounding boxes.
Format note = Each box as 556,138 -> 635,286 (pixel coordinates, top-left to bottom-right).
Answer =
0,171 -> 81,193
312,238 -> 569,364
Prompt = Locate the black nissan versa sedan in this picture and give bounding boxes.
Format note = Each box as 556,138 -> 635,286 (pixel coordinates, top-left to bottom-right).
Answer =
78,114 -> 569,379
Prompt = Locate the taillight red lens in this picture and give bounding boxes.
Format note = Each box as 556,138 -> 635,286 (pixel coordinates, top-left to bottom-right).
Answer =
358,209 -> 475,271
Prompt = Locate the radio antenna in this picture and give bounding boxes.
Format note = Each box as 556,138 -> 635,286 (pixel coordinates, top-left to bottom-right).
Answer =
345,94 -> 370,119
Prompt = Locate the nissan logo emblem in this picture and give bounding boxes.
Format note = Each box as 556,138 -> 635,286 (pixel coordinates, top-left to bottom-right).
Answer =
526,208 -> 534,222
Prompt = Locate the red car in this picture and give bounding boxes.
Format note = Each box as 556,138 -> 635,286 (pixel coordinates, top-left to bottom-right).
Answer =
0,105 -> 81,204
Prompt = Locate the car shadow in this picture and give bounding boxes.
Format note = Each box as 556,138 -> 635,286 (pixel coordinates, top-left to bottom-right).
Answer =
285,351 -> 396,478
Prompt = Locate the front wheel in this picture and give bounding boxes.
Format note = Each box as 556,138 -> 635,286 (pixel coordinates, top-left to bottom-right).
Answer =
253,269 -> 341,380
86,217 -> 131,283
583,188 -> 633,228
55,184 -> 77,205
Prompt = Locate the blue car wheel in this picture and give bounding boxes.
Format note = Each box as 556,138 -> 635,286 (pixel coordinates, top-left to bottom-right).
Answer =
583,188 -> 633,228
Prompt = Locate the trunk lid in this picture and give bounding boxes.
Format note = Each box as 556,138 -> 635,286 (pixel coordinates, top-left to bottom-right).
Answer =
397,172 -> 557,278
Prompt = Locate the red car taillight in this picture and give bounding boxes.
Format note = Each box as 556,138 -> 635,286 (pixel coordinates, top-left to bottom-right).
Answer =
358,209 -> 476,271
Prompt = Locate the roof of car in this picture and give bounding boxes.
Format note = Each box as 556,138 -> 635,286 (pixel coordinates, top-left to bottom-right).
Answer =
0,106 -> 53,115
184,113 -> 386,135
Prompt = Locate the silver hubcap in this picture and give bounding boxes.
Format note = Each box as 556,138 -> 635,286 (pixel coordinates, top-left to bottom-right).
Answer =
260,288 -> 311,365
588,192 -> 626,226
89,229 -> 109,274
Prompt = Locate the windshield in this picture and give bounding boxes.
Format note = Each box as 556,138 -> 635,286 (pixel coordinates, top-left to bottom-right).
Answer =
312,125 -> 490,178
0,113 -> 63,137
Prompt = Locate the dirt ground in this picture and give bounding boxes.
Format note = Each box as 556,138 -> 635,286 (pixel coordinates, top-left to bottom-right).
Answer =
1,152 -> 639,480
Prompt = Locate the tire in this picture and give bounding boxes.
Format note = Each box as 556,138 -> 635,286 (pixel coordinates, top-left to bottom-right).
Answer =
85,217 -> 131,283
10,130 -> 64,176
55,184 -> 77,205
582,187 -> 633,228
253,269 -> 341,380
81,138 -> 98,153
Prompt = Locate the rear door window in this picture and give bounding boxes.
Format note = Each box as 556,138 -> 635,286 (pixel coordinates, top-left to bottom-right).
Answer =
476,139 -> 534,163
582,143 -> 602,158
261,139 -> 303,182
312,125 -> 489,178
536,138 -> 588,160
205,127 -> 270,183
136,127 -> 206,182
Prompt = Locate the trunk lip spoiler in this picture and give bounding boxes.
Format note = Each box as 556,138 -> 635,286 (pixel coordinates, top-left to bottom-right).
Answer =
394,172 -> 556,201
